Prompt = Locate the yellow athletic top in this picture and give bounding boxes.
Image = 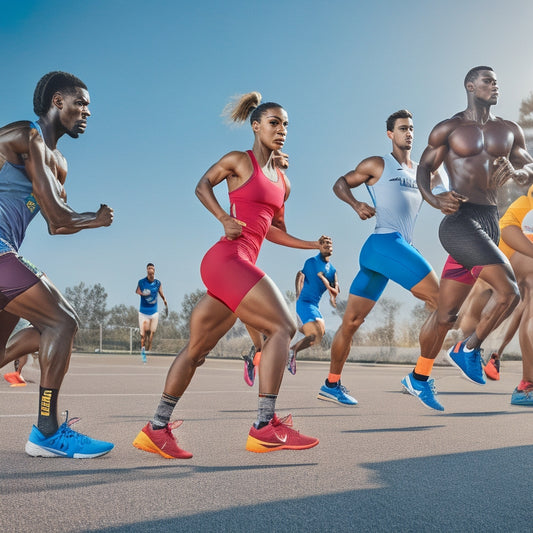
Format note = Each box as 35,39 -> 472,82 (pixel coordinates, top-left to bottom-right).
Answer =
499,184 -> 533,259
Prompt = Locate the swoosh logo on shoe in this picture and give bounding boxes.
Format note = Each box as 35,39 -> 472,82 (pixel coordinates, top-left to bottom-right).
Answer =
275,431 -> 288,443
41,446 -> 68,456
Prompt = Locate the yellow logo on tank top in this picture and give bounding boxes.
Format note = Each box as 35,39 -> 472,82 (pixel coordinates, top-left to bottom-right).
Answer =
25,194 -> 38,213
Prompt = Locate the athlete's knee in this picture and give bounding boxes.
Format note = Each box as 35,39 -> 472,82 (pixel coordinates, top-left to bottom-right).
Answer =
274,317 -> 297,340
436,307 -> 460,330
496,285 -> 520,315
192,354 -> 207,367
341,312 -> 366,335
52,309 -> 78,339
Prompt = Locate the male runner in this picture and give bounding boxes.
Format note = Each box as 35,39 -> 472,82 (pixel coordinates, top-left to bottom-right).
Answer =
136,262 -> 168,362
321,110 -> 441,406
287,235 -> 338,375
403,66 -> 533,410
0,71 -> 114,457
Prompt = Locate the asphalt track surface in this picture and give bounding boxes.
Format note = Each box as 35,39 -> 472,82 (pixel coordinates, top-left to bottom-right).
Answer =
1,353 -> 532,533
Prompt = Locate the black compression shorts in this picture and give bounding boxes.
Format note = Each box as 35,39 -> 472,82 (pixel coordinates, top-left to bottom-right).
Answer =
438,202 -> 507,270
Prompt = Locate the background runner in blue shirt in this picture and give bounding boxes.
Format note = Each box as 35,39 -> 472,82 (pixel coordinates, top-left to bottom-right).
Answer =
136,262 -> 168,361
288,236 -> 338,375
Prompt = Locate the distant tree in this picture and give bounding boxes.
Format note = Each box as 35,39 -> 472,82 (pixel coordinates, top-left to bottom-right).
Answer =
177,289 -> 207,337
518,92 -> 533,129
285,289 -> 296,305
399,303 -> 432,347
332,297 -> 348,318
107,304 -> 138,327
366,297 -> 401,346
65,282 -> 108,328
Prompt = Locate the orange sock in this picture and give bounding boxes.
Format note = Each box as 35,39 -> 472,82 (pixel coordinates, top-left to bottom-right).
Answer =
253,351 -> 261,366
328,373 -> 341,384
414,356 -> 435,378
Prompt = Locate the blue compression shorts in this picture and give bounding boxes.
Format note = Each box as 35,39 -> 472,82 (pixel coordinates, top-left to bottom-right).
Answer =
296,299 -> 323,325
349,232 -> 432,302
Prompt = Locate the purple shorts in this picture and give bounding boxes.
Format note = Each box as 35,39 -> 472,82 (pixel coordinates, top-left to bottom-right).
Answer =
0,252 -> 42,310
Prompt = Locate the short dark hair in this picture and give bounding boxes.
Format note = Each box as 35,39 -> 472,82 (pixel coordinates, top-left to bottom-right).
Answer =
33,71 -> 87,117
464,66 -> 494,88
386,109 -> 412,132
147,263 -> 154,268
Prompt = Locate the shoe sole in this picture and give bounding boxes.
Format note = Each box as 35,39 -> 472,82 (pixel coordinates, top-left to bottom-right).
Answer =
243,361 -> 255,387
25,440 -> 113,458
245,435 -> 319,453
401,381 -> 444,412
132,431 -> 192,459
446,350 -> 485,385
316,392 -> 357,406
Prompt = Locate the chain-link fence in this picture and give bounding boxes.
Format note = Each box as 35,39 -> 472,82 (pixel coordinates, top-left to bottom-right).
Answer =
75,324 -> 187,354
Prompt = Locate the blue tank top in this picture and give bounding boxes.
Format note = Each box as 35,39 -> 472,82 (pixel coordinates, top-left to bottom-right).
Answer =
365,153 -> 422,244
298,253 -> 337,306
0,122 -> 42,251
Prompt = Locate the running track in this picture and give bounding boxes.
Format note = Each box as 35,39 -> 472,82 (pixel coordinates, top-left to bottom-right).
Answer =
1,354 -> 532,532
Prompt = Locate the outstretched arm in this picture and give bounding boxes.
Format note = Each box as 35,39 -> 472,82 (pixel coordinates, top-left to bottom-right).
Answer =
25,127 -> 113,234
295,271 -> 304,298
318,271 -> 339,308
332,157 -> 383,220
266,226 -> 321,249
195,151 -> 248,240
494,122 -> 533,186
417,121 -> 467,214
158,285 -> 168,306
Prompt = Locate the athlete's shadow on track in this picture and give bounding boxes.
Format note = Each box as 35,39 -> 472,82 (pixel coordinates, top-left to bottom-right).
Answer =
79,445 -> 533,533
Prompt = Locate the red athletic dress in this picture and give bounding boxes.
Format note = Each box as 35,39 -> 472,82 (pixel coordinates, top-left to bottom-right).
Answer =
200,150 -> 286,311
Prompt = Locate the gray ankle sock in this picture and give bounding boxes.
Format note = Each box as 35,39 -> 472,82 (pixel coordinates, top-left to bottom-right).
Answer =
254,393 -> 277,428
151,392 -> 180,429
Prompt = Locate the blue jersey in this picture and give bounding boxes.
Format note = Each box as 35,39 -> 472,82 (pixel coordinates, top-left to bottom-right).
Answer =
138,277 -> 161,315
0,122 -> 42,251
298,254 -> 336,306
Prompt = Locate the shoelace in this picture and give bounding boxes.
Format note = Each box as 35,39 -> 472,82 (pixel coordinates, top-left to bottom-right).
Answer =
427,379 -> 438,394
164,420 -> 185,444
272,413 -> 293,428
47,412 -> 91,450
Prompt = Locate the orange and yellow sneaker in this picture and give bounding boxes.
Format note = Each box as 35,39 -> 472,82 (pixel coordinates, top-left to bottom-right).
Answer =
246,414 -> 319,453
133,421 -> 192,459
484,353 -> 501,381
3,372 -> 20,385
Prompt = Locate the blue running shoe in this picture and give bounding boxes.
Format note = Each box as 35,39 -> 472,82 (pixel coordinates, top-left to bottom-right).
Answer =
510,385 -> 533,406
287,349 -> 296,375
401,372 -> 444,411
447,341 -> 486,385
141,347 -> 147,364
25,412 -> 114,458
317,381 -> 357,405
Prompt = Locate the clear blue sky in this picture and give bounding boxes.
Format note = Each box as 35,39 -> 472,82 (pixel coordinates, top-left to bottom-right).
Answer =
1,0 -> 532,321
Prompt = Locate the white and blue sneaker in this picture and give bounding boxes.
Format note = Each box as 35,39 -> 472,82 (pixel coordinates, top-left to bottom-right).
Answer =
401,372 -> 444,411
141,347 -> 147,364
317,380 -> 358,405
25,412 -> 114,458
447,341 -> 485,385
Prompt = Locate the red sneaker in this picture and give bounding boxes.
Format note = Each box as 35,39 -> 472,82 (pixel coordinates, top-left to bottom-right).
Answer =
484,353 -> 500,381
246,414 -> 319,453
133,421 -> 193,459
